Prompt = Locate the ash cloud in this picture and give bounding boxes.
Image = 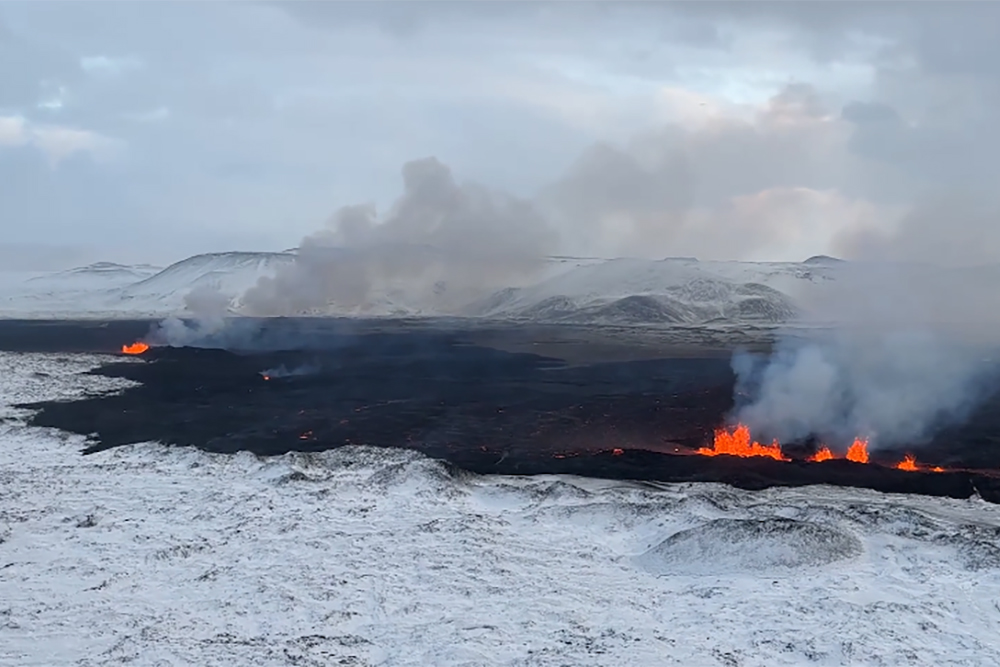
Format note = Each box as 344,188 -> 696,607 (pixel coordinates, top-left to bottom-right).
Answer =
241,157 -> 558,316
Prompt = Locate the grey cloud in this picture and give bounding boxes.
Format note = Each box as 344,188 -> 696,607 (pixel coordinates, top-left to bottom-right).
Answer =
3,0 -> 1000,271
536,84 -> 878,259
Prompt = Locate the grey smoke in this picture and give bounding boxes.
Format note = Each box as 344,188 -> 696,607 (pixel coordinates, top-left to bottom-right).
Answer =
242,157 -> 558,317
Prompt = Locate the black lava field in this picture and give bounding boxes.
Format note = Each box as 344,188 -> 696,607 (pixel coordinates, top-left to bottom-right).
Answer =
9,319 -> 1000,503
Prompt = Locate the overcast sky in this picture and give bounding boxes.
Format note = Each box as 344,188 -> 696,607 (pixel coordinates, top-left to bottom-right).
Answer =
2,1 -> 998,268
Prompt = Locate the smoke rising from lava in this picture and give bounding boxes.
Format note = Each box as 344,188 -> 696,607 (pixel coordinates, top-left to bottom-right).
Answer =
730,251 -> 1000,450
149,284 -> 232,347
730,331 -> 988,449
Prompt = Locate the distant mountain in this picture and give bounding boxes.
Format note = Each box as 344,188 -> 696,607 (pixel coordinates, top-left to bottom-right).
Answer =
2,249 -> 993,327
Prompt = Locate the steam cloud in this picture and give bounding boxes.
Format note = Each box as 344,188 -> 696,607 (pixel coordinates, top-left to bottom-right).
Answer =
731,330 -> 988,449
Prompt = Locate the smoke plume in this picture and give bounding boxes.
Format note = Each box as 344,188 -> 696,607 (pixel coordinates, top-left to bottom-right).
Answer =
241,157 -> 558,316
149,284 -> 232,347
730,246 -> 1000,449
731,330 -> 988,448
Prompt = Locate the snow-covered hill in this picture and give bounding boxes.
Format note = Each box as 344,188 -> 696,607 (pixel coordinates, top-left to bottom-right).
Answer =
118,251 -> 295,311
0,252 -> 293,319
0,248 -> 995,327
3,352 -> 1000,666
466,258 -> 807,324
25,262 -> 163,291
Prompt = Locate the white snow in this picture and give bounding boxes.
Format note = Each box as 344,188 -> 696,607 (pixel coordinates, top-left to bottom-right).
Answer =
3,352 -> 1000,666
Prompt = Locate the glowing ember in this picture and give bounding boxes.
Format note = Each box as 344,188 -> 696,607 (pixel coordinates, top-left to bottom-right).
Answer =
697,424 -> 788,461
612,448 -> 624,456
808,446 -> 835,462
845,438 -> 870,464
121,342 -> 149,355
896,454 -> 919,472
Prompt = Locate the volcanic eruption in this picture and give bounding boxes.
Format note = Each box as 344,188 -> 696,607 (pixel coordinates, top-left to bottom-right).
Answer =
697,424 -> 953,473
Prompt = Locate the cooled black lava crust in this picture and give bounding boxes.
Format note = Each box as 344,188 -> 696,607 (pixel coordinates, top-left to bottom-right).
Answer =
11,320 -> 1000,503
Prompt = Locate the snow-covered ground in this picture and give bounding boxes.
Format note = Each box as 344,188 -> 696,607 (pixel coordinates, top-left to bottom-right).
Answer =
3,352 -> 1000,666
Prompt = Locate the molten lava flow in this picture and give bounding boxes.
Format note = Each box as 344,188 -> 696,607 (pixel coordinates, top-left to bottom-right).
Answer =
121,342 -> 149,355
697,424 -> 788,461
808,446 -> 834,462
896,454 -> 919,472
845,438 -> 870,464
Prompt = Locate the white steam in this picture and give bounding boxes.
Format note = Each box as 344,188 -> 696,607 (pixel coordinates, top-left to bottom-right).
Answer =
730,241 -> 1000,451
731,330 -> 986,448
149,284 -> 232,347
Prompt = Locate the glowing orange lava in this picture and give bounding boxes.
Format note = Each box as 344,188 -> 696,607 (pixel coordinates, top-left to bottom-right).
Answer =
121,342 -> 149,355
695,424 -> 955,473
808,446 -> 835,462
845,438 -> 870,464
697,424 -> 789,461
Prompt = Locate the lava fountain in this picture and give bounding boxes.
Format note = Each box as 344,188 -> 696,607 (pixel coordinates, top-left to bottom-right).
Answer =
121,342 -> 150,355
697,424 -> 789,461
698,425 -> 948,473
807,446 -> 835,463
845,438 -> 870,464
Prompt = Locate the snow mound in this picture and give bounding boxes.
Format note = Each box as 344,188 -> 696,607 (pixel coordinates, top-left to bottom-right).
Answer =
636,518 -> 862,575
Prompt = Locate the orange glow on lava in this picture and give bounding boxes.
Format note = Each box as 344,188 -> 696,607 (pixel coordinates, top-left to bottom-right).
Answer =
845,438 -> 870,464
808,446 -> 834,462
121,342 -> 149,355
896,454 -> 919,471
697,424 -> 789,461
